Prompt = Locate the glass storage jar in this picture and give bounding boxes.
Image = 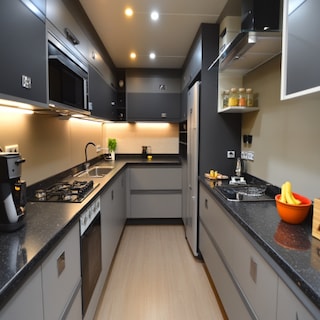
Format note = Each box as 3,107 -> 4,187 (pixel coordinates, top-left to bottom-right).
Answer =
228,88 -> 238,107
246,88 -> 254,107
238,88 -> 247,106
222,90 -> 229,108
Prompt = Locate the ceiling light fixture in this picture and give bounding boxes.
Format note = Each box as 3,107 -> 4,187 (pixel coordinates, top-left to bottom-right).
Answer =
149,52 -> 156,60
130,52 -> 137,60
124,7 -> 134,17
150,11 -> 159,21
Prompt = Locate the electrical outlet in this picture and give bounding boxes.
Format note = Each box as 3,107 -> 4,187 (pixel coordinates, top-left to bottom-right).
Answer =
5,144 -> 19,153
247,151 -> 255,161
241,151 -> 248,160
227,150 -> 235,158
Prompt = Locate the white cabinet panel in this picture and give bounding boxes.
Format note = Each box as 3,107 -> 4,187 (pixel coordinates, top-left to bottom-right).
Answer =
277,278 -> 315,320
0,268 -> 43,320
232,226 -> 278,320
42,223 -> 81,320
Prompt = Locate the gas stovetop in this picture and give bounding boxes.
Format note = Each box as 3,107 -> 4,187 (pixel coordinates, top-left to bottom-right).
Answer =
33,180 -> 97,203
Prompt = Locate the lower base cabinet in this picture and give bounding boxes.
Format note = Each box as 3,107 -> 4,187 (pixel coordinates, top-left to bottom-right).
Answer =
0,267 -> 43,319
199,183 -> 318,320
0,222 -> 81,320
128,166 -> 182,218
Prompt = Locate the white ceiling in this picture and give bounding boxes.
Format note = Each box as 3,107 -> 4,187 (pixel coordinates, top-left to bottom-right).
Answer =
79,0 -> 228,69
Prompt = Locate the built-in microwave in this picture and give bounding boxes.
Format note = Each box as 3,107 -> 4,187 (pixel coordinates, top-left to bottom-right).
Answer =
48,33 -> 89,114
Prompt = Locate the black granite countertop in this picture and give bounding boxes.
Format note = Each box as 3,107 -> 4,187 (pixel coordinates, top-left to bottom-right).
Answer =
199,176 -> 320,314
0,155 -> 181,310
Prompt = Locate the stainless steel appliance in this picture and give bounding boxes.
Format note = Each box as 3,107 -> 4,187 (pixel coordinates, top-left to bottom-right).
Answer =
80,196 -> 101,316
184,81 -> 200,256
33,180 -> 96,203
0,153 -> 26,232
47,32 -> 89,115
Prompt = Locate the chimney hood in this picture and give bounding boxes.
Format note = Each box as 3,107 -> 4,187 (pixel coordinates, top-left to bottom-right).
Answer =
209,0 -> 282,74
208,30 -> 282,74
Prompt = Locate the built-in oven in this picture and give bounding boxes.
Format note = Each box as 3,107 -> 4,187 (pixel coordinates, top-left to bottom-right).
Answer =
79,196 -> 102,317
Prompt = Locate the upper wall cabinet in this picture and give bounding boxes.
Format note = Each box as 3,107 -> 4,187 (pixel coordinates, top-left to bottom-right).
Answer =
281,0 -> 320,99
0,0 -> 47,107
126,69 -> 181,122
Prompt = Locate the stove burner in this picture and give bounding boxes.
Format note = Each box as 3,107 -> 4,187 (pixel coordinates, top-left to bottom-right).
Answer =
33,180 -> 95,203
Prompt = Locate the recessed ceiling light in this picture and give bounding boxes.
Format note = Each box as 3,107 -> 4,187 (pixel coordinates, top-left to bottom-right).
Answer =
130,52 -> 137,60
149,52 -> 156,60
125,7 -> 134,17
150,11 -> 159,21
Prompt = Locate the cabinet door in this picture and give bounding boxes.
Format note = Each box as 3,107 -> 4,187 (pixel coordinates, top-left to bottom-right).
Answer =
0,0 -> 47,104
42,222 -> 81,320
0,267 -> 43,320
233,227 -> 278,320
101,172 -> 126,277
89,65 -> 117,120
199,222 -> 251,319
126,69 -> 181,122
277,279 -> 316,320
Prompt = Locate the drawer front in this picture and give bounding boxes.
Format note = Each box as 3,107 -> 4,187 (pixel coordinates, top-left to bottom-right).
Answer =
199,222 -> 251,320
233,228 -> 278,320
130,167 -> 182,190
42,222 -> 81,320
130,193 -> 182,218
199,185 -> 234,264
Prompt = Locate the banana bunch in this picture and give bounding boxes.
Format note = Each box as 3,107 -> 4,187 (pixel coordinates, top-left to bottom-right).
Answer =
280,181 -> 301,205
209,170 -> 219,178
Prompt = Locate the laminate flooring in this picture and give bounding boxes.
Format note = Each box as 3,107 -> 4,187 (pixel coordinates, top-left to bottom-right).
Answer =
94,224 -> 225,320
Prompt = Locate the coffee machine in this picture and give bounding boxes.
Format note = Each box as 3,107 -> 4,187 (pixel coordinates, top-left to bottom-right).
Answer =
0,153 -> 26,232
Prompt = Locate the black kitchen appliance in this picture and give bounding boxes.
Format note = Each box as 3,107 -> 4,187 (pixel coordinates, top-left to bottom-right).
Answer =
33,180 -> 96,203
0,153 -> 26,232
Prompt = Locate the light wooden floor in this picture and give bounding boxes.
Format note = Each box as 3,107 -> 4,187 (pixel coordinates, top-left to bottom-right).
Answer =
94,224 -> 225,320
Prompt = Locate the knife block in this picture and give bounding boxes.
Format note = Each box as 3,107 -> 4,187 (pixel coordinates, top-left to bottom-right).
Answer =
312,198 -> 320,240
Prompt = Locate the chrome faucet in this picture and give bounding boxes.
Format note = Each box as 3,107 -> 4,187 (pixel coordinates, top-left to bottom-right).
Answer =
85,142 -> 96,169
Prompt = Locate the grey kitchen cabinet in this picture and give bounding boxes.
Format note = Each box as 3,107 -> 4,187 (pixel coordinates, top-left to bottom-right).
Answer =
101,171 -> 126,279
0,267 -> 43,319
0,0 -> 47,106
199,183 -> 319,319
42,222 -> 81,320
199,184 -> 251,319
232,221 -> 278,319
89,65 -> 117,120
277,278 -> 314,320
126,69 -> 181,122
128,166 -> 182,218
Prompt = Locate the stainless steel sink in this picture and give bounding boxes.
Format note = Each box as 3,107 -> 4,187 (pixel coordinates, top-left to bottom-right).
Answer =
75,166 -> 114,178
214,185 -> 275,202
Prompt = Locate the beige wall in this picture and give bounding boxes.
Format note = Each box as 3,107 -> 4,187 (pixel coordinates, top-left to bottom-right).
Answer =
0,111 -> 178,186
242,55 -> 320,199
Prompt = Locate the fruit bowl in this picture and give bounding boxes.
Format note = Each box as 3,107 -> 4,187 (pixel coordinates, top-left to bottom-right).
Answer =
275,193 -> 312,224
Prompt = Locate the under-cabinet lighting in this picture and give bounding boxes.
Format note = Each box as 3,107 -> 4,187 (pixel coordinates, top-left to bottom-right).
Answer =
136,122 -> 170,129
130,52 -> 137,60
149,52 -> 156,60
150,11 -> 159,21
0,106 -> 34,115
125,7 -> 134,17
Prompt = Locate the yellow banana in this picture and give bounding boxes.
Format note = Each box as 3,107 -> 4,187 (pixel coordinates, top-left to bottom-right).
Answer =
284,181 -> 301,205
280,183 -> 287,203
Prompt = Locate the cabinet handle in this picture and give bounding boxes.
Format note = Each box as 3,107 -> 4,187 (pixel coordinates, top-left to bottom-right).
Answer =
57,251 -> 66,277
205,198 -> 208,209
296,312 -> 299,320
250,257 -> 257,283
111,190 -> 114,200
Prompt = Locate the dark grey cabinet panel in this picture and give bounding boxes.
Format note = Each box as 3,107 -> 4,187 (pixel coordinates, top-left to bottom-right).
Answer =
88,65 -> 117,120
127,92 -> 181,121
0,0 -> 47,104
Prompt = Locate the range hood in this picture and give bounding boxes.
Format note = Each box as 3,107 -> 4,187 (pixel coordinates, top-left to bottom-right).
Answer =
208,30 -> 282,74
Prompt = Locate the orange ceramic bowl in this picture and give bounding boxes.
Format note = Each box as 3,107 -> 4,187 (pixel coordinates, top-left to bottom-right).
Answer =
275,193 -> 312,224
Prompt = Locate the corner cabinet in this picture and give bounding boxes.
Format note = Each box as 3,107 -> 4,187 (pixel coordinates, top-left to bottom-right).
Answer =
126,69 -> 181,122
0,0 -> 47,106
127,166 -> 182,218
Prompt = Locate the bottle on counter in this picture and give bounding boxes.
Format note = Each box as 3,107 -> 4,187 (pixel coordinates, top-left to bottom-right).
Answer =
246,88 -> 254,107
238,88 -> 247,107
222,90 -> 229,108
228,88 -> 238,107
